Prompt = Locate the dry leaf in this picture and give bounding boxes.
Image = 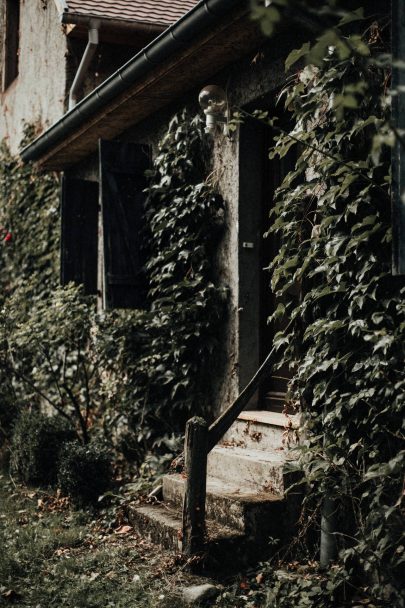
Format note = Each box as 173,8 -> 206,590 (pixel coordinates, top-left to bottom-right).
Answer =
115,525 -> 133,535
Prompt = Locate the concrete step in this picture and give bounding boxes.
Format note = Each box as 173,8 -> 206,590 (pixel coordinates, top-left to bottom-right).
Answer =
222,410 -> 300,451
128,501 -> 286,573
163,473 -> 284,534
128,502 -> 250,573
207,445 -> 288,495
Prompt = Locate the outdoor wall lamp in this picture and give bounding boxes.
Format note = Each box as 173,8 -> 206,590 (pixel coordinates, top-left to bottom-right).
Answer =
198,85 -> 229,135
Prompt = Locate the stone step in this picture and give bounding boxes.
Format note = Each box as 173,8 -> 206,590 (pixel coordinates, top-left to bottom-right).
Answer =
127,502 -> 286,573
222,410 -> 300,451
128,502 -> 251,573
207,445 -> 287,495
163,473 -> 284,534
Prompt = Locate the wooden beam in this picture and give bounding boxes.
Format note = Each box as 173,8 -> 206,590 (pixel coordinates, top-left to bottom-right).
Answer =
182,417 -> 208,557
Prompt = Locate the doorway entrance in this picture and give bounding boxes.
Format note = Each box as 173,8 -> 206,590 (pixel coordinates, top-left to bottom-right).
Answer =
238,113 -> 295,413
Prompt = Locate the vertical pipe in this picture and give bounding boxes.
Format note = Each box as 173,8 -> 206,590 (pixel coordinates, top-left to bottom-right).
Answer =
69,23 -> 99,110
320,495 -> 338,568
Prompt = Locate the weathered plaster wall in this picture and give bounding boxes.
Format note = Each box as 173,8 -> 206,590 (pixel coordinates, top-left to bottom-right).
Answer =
0,0 -> 67,153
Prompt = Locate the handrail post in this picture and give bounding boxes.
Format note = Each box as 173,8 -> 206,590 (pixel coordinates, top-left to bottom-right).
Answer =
182,416 -> 208,557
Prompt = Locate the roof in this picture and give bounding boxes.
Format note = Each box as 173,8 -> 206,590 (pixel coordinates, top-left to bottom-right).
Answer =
22,0 -> 261,170
61,0 -> 198,26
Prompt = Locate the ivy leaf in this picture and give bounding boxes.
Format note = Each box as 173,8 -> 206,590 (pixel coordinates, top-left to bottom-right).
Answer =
338,8 -> 365,27
285,42 -> 311,72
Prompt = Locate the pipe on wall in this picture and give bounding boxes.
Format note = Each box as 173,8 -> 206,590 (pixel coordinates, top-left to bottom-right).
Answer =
320,494 -> 338,567
68,22 -> 99,110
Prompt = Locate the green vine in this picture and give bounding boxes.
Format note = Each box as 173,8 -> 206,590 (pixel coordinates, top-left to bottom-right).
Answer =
94,111 -> 228,467
0,114 -> 226,469
248,4 -> 405,606
0,126 -> 60,303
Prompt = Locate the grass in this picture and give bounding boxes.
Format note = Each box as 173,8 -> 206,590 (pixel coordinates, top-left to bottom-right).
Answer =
0,473 -> 273,608
0,475 -> 208,607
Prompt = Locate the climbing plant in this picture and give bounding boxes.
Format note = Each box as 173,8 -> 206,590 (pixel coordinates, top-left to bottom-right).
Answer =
0,127 -> 61,442
246,2 -> 405,606
97,111 -> 227,467
0,113 -> 226,471
0,126 -> 59,303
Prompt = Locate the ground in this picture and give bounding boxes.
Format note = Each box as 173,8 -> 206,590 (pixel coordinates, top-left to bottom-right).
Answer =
0,475 -> 220,607
0,475 -> 265,608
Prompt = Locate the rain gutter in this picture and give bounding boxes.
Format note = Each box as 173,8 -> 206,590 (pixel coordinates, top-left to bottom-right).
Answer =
21,0 -> 246,164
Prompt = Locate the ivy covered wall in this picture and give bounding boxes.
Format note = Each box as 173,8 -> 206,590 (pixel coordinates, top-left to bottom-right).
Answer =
0,114 -> 227,475
247,2 -> 405,605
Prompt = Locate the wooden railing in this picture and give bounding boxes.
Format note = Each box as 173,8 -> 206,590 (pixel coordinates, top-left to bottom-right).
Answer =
182,347 -> 276,556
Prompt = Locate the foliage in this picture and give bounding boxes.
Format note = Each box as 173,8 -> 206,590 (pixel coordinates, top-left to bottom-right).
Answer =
0,377 -> 17,446
0,128 -> 60,442
0,112 -> 225,482
0,282 -> 101,444
96,110 -> 227,464
0,126 -> 59,302
0,477 -> 193,607
57,441 -> 112,505
10,411 -> 76,485
248,2 -> 405,606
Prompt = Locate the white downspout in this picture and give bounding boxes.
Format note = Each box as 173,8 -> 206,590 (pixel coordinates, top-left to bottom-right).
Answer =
69,21 -> 100,110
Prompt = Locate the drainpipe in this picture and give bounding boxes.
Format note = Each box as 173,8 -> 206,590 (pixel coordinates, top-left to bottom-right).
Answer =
320,495 -> 338,568
69,21 -> 100,110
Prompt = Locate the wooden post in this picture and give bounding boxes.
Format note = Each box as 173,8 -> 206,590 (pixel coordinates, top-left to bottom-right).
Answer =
182,416 -> 208,557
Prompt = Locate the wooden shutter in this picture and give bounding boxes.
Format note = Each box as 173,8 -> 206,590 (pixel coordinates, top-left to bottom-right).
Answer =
61,177 -> 99,295
392,0 -> 405,275
99,140 -> 151,309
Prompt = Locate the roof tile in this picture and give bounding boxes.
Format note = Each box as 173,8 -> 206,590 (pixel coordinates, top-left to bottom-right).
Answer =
66,0 -> 198,26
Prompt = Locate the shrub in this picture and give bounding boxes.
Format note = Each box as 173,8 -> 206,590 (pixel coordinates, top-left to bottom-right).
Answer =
0,374 -> 18,446
10,411 -> 76,485
57,441 -> 112,506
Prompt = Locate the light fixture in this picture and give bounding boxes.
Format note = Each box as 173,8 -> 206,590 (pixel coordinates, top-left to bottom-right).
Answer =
198,85 -> 228,135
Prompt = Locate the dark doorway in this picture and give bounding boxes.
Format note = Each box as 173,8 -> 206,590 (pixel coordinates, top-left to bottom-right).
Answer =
260,118 -> 296,412
238,111 -> 295,412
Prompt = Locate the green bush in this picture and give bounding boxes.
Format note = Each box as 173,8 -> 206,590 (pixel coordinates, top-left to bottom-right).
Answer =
57,441 -> 112,506
10,411 -> 76,485
0,374 -> 18,446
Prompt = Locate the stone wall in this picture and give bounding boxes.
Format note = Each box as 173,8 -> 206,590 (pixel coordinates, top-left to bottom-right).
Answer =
0,0 -> 67,153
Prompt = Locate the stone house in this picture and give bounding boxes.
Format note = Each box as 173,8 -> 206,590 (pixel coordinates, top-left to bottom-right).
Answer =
2,0 -> 402,564
0,0 -> 194,151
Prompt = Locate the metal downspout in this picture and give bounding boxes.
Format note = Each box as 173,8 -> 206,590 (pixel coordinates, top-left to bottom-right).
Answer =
69,22 -> 99,110
320,495 -> 338,568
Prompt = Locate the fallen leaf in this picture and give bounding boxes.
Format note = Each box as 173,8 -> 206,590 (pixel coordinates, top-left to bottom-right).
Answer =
2,589 -> 22,602
115,525 -> 133,535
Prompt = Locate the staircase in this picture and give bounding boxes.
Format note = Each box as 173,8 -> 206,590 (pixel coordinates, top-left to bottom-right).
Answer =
129,411 -> 301,572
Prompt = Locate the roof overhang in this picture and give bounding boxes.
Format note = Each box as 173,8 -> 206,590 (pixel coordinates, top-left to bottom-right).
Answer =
23,0 -> 263,171
53,0 -> 166,45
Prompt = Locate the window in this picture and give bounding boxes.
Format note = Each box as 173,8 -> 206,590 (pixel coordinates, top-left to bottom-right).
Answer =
2,0 -> 20,90
61,140 -> 151,309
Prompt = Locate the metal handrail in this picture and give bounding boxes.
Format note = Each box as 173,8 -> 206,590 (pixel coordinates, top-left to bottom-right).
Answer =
206,345 -> 276,452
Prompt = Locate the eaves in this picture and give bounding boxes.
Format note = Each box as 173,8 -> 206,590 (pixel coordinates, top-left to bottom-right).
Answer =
21,0 -> 261,171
